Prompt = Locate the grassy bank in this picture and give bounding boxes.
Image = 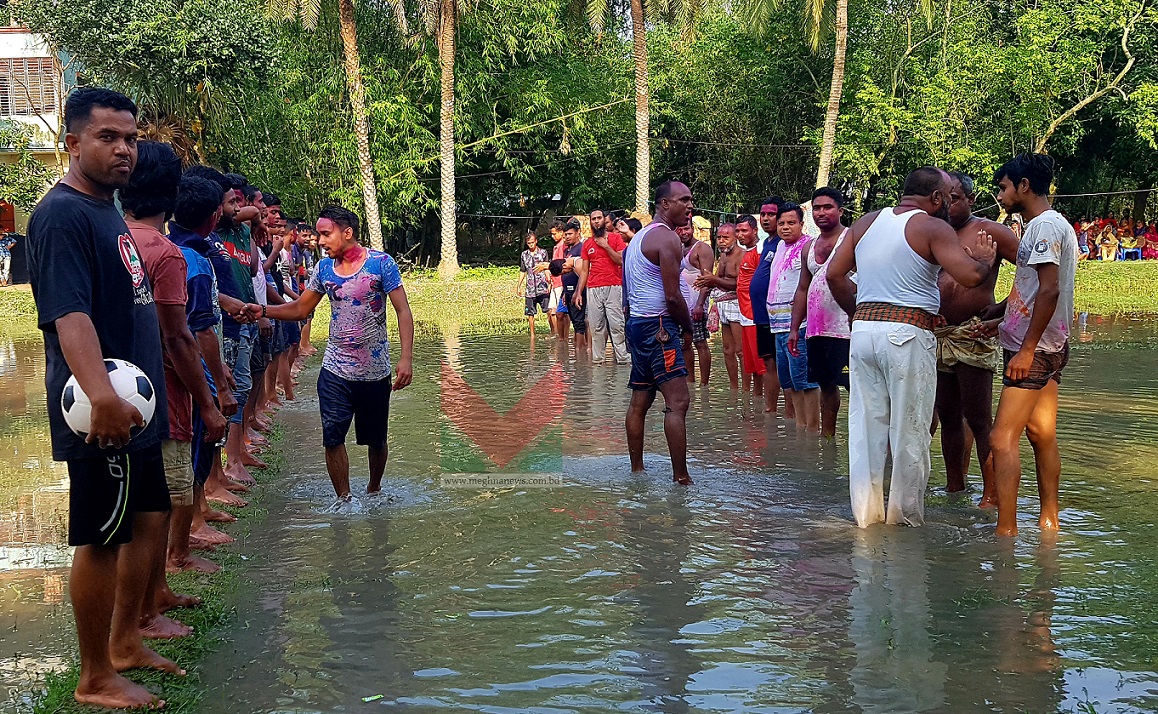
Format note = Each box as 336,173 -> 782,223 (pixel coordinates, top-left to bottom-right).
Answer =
26,430 -> 282,714
3,261 -> 1157,337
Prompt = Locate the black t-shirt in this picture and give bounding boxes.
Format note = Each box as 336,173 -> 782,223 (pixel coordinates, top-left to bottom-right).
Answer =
562,243 -> 583,293
26,183 -> 169,461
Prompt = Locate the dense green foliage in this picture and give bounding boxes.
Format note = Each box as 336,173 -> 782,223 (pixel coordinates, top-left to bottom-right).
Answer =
13,0 -> 1158,255
0,121 -> 57,212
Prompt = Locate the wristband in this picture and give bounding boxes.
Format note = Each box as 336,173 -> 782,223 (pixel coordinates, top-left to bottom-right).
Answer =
261,304 -> 267,319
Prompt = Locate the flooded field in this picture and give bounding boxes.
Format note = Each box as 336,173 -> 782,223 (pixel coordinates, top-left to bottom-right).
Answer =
2,314 -> 1157,712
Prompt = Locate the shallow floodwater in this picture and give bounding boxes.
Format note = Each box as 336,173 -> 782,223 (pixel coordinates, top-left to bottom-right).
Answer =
3,314 -> 1158,712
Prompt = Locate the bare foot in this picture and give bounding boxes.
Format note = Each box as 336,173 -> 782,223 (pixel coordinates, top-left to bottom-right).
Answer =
155,591 -> 201,611
223,478 -> 251,493
673,475 -> 694,486
1039,513 -> 1060,531
204,508 -> 237,523
188,536 -> 217,551
223,463 -> 253,486
978,494 -> 998,509
241,452 -> 268,469
246,430 -> 269,445
192,524 -> 235,545
141,614 -> 194,639
206,488 -> 248,507
995,524 -> 1018,537
167,552 -> 221,574
75,673 -> 163,709
111,643 -> 186,676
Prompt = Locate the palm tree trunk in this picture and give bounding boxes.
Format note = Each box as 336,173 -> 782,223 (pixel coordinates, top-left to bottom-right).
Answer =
630,0 -> 649,215
814,0 -> 848,189
337,0 -> 384,250
437,0 -> 460,279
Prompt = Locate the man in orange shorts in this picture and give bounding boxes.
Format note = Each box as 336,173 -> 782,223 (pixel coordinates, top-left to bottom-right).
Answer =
735,216 -> 765,394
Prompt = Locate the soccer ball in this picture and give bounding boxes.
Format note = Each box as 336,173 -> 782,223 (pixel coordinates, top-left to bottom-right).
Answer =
61,359 -> 156,439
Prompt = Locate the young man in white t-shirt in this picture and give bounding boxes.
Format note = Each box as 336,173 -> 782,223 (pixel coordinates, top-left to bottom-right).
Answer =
988,154 -> 1078,537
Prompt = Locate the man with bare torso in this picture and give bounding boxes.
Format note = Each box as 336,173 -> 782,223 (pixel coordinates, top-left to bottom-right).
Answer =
932,172 -> 1018,503
678,223 -> 714,386
695,223 -> 744,389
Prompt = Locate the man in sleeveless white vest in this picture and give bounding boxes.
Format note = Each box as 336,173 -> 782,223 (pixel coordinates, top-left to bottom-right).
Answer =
623,181 -> 696,485
826,167 -> 997,526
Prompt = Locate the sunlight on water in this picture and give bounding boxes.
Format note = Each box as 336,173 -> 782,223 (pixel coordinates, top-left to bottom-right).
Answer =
2,315 -> 1157,712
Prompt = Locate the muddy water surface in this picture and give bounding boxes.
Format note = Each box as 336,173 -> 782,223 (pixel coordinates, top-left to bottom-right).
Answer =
2,314 -> 1157,712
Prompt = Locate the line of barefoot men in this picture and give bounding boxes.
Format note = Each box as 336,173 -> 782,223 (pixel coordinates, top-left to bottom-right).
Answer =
622,158 -> 1076,541
23,89 -> 355,709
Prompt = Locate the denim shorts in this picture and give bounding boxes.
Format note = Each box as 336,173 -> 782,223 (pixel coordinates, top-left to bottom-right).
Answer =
775,327 -> 819,391
626,315 -> 688,391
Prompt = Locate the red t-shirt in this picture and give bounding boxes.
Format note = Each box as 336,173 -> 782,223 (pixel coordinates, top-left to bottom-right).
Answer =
130,222 -> 194,442
737,247 -> 759,319
581,232 -> 627,289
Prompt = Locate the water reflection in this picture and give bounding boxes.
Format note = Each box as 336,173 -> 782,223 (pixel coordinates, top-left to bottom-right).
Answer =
2,324 -> 1158,713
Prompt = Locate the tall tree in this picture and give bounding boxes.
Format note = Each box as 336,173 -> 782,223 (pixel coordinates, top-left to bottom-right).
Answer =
270,0 -> 386,250
584,0 -> 703,214
437,0 -> 460,278
739,0 -> 932,189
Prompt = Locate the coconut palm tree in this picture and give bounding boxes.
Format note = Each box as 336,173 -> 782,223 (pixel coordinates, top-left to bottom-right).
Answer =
583,0 -> 704,215
740,0 -> 934,189
269,0 -> 386,250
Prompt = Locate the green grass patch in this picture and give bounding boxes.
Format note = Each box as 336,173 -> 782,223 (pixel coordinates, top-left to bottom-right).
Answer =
26,429 -> 282,714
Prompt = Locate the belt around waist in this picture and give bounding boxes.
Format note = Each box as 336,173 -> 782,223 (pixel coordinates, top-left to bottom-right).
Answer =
853,302 -> 945,331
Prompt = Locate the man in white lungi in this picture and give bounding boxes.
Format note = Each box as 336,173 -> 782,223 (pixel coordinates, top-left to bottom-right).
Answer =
826,167 -> 997,527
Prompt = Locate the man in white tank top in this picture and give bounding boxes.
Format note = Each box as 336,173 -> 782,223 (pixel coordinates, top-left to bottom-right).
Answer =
826,167 -> 997,527
623,181 -> 696,486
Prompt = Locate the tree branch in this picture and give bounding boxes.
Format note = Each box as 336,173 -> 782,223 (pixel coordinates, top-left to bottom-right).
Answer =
1034,0 -> 1147,153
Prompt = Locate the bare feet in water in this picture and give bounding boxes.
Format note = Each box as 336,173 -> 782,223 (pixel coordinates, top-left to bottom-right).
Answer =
673,475 -> 694,486
74,672 -> 164,709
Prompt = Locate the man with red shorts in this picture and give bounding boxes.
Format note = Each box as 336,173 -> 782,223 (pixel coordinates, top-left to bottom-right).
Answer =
735,215 -> 765,395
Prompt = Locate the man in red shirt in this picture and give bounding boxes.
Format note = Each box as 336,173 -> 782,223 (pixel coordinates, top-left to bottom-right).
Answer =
735,216 -> 766,394
576,209 -> 630,364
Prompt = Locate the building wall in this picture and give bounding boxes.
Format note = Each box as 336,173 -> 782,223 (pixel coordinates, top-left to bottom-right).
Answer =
1,27 -> 66,233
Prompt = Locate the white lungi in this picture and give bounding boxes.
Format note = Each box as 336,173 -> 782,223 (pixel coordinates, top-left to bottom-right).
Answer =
848,320 -> 937,527
716,300 -> 742,325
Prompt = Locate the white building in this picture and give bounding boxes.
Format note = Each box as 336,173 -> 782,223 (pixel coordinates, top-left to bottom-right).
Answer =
1,22 -> 67,233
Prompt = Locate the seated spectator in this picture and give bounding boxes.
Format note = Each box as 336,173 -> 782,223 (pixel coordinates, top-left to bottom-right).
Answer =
1121,229 -> 1142,260
1143,223 -> 1158,260
1098,226 -> 1119,261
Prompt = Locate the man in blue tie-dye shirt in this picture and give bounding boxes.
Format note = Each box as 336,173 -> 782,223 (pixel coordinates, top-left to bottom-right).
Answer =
251,205 -> 414,506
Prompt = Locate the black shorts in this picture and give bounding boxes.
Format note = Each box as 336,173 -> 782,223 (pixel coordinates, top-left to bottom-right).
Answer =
318,367 -> 392,449
67,443 -> 170,546
525,294 -> 549,316
284,320 -> 302,347
807,336 -> 850,388
564,289 -> 587,334
191,402 -> 216,486
252,332 -> 272,375
1002,343 -> 1069,390
756,324 -> 776,359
